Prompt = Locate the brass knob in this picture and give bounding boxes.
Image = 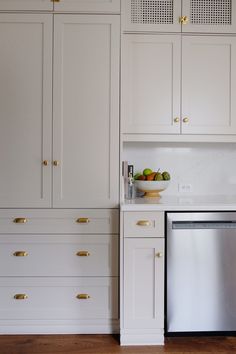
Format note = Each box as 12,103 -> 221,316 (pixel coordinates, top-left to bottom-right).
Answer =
76,251 -> 90,257
179,16 -> 189,25
13,251 -> 28,257
183,117 -> 189,123
76,218 -> 90,224
76,294 -> 90,300
43,160 -> 49,166
13,218 -> 28,224
14,294 -> 28,300
156,252 -> 163,258
53,160 -> 60,166
136,220 -> 151,227
174,117 -> 180,123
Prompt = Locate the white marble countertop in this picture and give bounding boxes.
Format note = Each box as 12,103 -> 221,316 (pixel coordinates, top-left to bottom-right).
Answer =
121,195 -> 236,211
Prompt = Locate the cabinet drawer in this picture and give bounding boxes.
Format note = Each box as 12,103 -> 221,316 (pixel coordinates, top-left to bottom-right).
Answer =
124,212 -> 164,238
0,277 -> 118,320
0,235 -> 118,276
54,0 -> 120,13
0,209 -> 119,234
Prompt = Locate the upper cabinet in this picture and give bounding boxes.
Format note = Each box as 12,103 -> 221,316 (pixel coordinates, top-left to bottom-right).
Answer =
122,0 -> 236,33
54,0 -> 120,13
0,0 -> 53,11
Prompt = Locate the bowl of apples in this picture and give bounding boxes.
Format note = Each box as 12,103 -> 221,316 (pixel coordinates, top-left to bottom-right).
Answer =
134,168 -> 170,198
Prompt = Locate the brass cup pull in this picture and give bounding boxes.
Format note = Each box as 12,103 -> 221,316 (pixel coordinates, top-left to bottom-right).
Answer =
13,218 -> 28,224
136,220 -> 151,227
76,251 -> 90,257
13,251 -> 28,257
14,294 -> 28,300
43,160 -> 49,166
76,294 -> 90,300
156,252 -> 163,258
53,160 -> 60,166
183,117 -> 189,123
76,218 -> 90,224
179,16 -> 189,25
174,117 -> 180,123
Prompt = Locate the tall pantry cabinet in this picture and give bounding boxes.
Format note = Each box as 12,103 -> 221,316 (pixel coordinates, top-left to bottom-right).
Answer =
0,0 -> 120,334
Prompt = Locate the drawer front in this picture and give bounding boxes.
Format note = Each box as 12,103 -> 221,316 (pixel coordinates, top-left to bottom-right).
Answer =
0,209 -> 119,234
0,235 -> 118,276
0,277 -> 118,320
124,211 -> 164,237
54,0 -> 120,13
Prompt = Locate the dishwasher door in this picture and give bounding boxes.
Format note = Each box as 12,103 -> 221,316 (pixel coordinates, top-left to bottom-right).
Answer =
167,212 -> 236,333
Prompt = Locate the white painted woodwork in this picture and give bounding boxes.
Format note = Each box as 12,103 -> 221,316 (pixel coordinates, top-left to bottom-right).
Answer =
53,15 -> 120,208
0,209 -> 119,234
0,235 -> 118,276
182,36 -> 236,135
0,14 -> 52,208
0,277 -> 118,321
0,0 -> 53,11
54,0 -> 120,13
122,34 -> 181,134
124,238 -> 164,330
121,0 -> 181,33
182,0 -> 236,33
124,211 -> 164,237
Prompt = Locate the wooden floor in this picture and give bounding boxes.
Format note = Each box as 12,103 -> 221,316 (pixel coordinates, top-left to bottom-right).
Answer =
0,335 -> 236,354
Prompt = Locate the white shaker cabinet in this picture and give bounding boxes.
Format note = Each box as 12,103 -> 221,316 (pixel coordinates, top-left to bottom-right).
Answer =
121,34 -> 181,134
182,35 -> 236,135
53,15 -> 120,208
54,0 -> 120,13
0,0 -> 53,11
0,14 -> 52,208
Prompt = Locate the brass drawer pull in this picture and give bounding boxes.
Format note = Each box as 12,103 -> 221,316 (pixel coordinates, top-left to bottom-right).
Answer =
76,251 -> 90,257
13,251 -> 28,257
14,294 -> 28,300
156,252 -> 163,258
13,218 -> 28,224
76,294 -> 90,300
76,218 -> 90,224
136,220 -> 151,227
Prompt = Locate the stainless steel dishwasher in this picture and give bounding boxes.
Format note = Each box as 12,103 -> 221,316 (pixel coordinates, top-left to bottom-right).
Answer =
167,212 -> 236,333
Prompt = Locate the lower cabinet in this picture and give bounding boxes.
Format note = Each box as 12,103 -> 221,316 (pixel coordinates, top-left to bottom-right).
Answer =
121,211 -> 165,345
0,209 -> 119,334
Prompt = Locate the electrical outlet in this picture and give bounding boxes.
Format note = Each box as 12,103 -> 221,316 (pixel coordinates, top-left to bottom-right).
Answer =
178,183 -> 192,193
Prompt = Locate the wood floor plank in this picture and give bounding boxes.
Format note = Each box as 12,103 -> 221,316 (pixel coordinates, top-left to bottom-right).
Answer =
0,335 -> 236,354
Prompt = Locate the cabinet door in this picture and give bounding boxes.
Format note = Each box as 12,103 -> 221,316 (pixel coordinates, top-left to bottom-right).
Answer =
124,238 -> 164,329
53,15 -> 119,208
121,0 -> 181,33
0,14 -> 52,208
182,36 -> 236,135
0,0 -> 53,11
54,0 -> 120,13
122,35 -> 181,134
182,0 -> 236,33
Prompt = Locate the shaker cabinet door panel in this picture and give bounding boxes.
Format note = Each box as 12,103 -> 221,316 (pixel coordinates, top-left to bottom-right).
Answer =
182,36 -> 236,135
122,35 -> 181,134
0,0 -> 53,11
54,0 -> 120,13
0,14 -> 52,208
53,15 -> 119,208
124,238 -> 164,330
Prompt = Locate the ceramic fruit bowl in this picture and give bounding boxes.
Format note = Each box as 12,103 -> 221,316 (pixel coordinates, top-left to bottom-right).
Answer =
135,180 -> 170,198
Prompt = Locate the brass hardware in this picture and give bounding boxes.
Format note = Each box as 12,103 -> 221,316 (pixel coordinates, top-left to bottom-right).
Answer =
76,294 -> 90,300
76,218 -> 90,224
183,117 -> 189,123
53,160 -> 60,166
14,294 -> 28,300
13,218 -> 28,224
13,251 -> 28,257
76,251 -> 90,257
156,252 -> 163,258
179,16 -> 189,25
51,0 -> 60,2
136,220 -> 151,227
43,160 -> 49,166
174,117 -> 180,123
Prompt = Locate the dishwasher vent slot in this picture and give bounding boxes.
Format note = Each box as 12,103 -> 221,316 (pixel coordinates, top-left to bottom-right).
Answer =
172,221 -> 236,230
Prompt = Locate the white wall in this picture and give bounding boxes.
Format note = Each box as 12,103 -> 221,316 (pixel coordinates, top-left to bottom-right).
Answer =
123,142 -> 236,196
